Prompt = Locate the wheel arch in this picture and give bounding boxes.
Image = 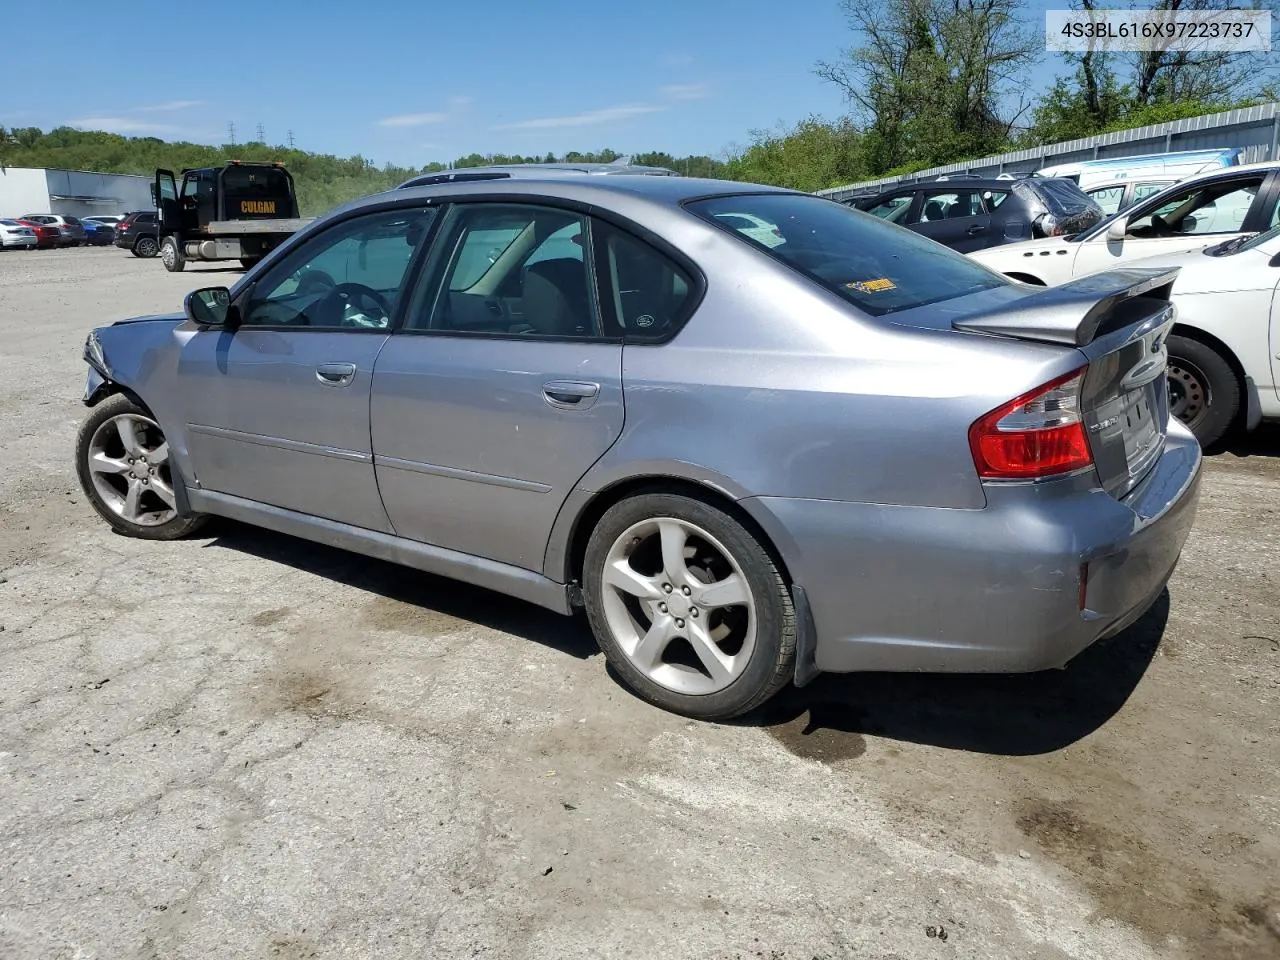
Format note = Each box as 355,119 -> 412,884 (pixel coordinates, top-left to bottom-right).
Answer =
551,475 -> 796,597
1170,322 -> 1248,399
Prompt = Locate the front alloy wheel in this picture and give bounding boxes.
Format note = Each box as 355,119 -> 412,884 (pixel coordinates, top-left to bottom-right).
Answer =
75,393 -> 205,540
583,492 -> 795,720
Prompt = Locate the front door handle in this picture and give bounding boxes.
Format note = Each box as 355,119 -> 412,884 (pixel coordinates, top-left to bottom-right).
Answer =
542,380 -> 601,409
316,362 -> 357,387
967,224 -> 986,235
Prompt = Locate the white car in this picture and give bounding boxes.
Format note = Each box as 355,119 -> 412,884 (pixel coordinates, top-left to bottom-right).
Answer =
0,219 -> 38,249
1125,224 -> 1280,447
969,161 -> 1280,287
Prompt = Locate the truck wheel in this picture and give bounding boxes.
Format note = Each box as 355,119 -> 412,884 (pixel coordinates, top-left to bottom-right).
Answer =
134,236 -> 158,258
239,257 -> 261,270
160,237 -> 185,273
1166,334 -> 1240,448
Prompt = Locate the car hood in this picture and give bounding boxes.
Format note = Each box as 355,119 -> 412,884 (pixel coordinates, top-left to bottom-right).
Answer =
109,312 -> 185,328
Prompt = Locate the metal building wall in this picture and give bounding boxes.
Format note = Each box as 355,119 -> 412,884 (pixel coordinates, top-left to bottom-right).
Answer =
817,102 -> 1280,200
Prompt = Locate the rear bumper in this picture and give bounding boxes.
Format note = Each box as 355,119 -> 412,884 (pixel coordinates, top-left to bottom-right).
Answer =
745,421 -> 1202,674
0,237 -> 37,248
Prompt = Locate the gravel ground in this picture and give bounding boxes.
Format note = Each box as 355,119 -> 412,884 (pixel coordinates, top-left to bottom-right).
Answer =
1,246 -> 1277,960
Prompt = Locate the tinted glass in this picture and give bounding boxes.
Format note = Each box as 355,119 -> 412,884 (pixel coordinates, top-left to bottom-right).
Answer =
242,207 -> 434,330
688,193 -> 1005,316
912,191 -> 985,224
983,190 -> 1011,209
0,219 -> 17,226
602,226 -> 692,340
864,195 -> 913,223
221,166 -> 291,196
412,204 -> 599,339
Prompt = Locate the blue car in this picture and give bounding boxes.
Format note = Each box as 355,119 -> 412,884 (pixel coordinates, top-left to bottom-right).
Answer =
80,219 -> 116,246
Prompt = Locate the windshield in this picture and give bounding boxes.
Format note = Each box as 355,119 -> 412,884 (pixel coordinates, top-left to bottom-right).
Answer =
687,193 -> 1005,316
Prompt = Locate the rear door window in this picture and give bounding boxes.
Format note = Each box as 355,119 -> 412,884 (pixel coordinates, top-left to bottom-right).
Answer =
911,191 -> 985,224
688,193 -> 1005,317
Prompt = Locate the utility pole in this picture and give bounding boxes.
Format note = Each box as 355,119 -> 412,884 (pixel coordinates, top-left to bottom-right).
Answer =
287,130 -> 295,149
255,122 -> 265,143
227,121 -> 237,146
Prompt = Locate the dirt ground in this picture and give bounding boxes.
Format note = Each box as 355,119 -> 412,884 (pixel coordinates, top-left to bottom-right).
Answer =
0,246 -> 1277,960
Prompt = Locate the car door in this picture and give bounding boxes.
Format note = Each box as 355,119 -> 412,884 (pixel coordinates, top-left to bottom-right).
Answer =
177,204 -> 436,531
909,189 -> 992,252
371,201 -> 625,572
1072,171 -> 1272,279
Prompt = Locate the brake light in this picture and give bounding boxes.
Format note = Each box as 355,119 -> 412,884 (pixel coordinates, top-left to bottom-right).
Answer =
969,368 -> 1092,480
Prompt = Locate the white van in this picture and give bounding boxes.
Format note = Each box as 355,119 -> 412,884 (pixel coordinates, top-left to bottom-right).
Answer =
1034,148 -> 1241,190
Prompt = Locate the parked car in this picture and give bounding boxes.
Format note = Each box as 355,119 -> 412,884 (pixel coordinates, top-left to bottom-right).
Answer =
74,176 -> 1201,721
1082,179 -> 1176,216
81,219 -> 116,246
968,161 -> 1280,286
0,219 -> 38,249
1035,147 -> 1242,189
1114,223 -> 1280,447
848,177 -> 1103,253
14,218 -> 60,248
83,215 -> 125,228
114,211 -> 159,257
20,214 -> 86,247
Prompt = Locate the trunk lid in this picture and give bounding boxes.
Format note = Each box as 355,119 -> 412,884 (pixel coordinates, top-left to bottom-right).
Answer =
954,266 -> 1179,499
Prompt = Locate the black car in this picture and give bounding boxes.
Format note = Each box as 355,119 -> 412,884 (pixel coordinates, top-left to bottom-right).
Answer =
845,177 -> 1103,253
114,211 -> 159,258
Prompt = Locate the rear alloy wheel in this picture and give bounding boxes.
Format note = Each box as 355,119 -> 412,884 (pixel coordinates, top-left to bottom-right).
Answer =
160,236 -> 185,272
1166,334 -> 1239,448
583,493 -> 795,720
75,393 -> 206,540
134,236 -> 158,258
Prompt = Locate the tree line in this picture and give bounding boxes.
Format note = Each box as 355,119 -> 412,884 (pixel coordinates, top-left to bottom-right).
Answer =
2,0 -> 1275,210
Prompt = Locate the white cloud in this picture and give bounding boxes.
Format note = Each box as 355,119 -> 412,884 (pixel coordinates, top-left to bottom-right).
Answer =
661,83 -> 713,101
135,100 -> 203,112
377,112 -> 449,128
497,103 -> 666,130
448,95 -> 473,109
67,117 -> 178,134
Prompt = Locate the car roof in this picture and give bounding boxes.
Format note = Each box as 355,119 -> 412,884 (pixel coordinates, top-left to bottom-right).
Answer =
377,174 -> 794,211
398,162 -> 679,189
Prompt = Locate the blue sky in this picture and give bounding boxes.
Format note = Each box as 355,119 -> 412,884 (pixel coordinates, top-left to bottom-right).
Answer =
1,0 -> 1070,167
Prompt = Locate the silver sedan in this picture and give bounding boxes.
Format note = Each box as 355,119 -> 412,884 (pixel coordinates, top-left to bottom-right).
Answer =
74,176 -> 1201,719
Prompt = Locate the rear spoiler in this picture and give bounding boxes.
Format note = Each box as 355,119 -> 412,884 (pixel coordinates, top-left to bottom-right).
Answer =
954,266 -> 1179,347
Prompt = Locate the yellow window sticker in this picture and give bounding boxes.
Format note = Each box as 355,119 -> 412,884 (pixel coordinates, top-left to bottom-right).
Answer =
846,278 -> 897,294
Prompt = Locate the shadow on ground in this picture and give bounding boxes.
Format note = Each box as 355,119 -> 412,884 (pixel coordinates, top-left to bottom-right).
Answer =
750,591 -> 1170,758
202,521 -> 598,660
1217,421 -> 1280,459
205,520 -> 1168,757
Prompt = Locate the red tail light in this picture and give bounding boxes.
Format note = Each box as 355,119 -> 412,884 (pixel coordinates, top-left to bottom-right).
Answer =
969,369 -> 1093,480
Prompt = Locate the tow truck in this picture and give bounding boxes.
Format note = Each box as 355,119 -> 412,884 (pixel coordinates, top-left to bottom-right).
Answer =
153,161 -> 312,272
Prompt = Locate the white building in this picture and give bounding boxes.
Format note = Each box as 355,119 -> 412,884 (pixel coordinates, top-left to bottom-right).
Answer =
0,166 -> 152,219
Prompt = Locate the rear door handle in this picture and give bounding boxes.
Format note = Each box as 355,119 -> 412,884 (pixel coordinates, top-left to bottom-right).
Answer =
542,380 -> 601,409
316,362 -> 356,387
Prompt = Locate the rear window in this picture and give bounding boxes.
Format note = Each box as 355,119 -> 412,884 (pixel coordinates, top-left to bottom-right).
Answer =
688,193 -> 1005,316
221,166 -> 291,197
0,219 -> 17,226
63,216 -> 82,225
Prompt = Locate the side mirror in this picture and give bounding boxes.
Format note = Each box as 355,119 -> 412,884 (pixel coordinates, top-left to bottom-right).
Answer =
1106,217 -> 1128,241
185,286 -> 239,329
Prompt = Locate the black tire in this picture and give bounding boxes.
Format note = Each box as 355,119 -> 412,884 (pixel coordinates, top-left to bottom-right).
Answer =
583,492 -> 795,720
75,393 -> 207,541
239,257 -> 261,270
134,235 -> 158,258
160,236 -> 185,272
1166,334 -> 1239,448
